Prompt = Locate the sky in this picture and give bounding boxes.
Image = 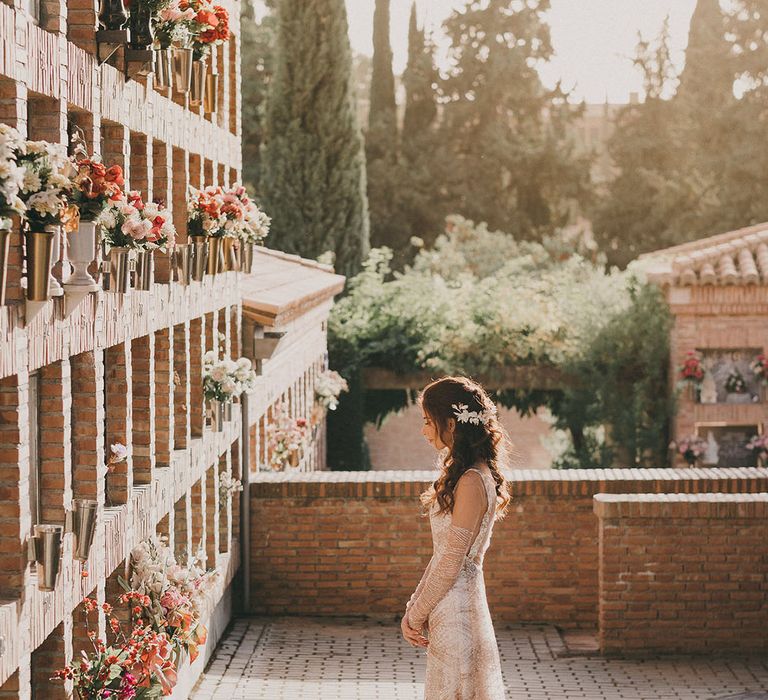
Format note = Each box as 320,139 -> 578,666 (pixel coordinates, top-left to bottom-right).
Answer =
344,0 -> 699,104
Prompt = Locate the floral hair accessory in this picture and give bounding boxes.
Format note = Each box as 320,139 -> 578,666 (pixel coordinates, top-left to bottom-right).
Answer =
452,403 -> 496,426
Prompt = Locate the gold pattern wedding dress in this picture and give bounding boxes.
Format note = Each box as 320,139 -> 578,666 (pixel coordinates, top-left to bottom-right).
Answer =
406,467 -> 506,700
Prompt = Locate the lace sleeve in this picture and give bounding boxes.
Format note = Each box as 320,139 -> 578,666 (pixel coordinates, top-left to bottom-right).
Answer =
406,471 -> 487,630
405,556 -> 434,614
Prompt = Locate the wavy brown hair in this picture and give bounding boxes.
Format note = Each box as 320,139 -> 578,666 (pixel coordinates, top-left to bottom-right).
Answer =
419,376 -> 511,520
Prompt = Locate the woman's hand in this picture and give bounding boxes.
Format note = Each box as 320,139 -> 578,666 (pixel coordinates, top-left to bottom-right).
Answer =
401,613 -> 429,648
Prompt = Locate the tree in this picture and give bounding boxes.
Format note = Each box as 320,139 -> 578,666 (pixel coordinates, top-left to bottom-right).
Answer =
433,0 -> 590,238
260,0 -> 370,277
402,3 -> 437,156
240,0 -> 276,193
366,0 -> 397,162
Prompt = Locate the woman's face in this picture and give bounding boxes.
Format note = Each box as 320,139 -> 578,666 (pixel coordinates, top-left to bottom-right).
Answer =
421,409 -> 453,451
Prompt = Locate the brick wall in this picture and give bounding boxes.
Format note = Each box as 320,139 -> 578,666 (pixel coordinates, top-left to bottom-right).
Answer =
249,468 -> 768,635
595,493 -> 768,655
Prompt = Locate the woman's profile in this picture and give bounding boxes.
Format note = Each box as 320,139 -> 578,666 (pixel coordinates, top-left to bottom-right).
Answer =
401,376 -> 510,699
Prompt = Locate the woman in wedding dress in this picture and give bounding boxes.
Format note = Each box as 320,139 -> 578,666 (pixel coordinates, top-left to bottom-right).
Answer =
401,376 -> 510,700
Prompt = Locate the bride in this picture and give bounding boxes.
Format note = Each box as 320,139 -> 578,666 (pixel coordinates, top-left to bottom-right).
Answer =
401,376 -> 510,699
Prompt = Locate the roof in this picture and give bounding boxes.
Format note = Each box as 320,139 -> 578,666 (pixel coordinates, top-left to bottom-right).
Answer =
640,222 -> 768,286
240,247 -> 346,326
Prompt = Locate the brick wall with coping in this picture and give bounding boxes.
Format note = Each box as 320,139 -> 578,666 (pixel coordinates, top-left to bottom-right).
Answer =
248,468 -> 768,638
595,492 -> 768,655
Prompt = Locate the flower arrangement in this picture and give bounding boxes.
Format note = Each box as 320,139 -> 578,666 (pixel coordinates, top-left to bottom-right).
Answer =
314,369 -> 348,411
52,596 -> 177,698
68,151 -> 124,223
182,0 -> 230,60
0,124 -> 27,229
16,139 -> 75,230
746,435 -> 768,460
152,0 -> 194,47
750,354 -> 767,385
267,402 -> 309,471
227,184 -> 270,244
119,536 -> 217,667
669,436 -> 707,467
203,352 -> 257,403
218,472 -> 242,512
187,185 -> 227,238
678,351 -> 704,385
724,368 -> 747,394
99,191 -> 176,252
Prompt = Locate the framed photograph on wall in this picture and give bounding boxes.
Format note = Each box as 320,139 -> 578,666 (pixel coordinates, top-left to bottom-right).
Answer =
696,348 -> 764,404
694,422 -> 763,468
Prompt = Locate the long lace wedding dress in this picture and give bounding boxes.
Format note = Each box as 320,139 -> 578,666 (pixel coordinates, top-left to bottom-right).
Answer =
406,467 -> 506,700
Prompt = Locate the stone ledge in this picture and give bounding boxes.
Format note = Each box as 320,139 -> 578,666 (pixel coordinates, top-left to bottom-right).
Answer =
250,467 -> 768,499
594,491 -> 768,519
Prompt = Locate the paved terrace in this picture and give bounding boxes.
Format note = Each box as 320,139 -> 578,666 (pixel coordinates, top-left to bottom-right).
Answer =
191,617 -> 768,700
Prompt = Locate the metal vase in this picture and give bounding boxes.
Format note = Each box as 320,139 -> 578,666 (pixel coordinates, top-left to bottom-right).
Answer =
203,71 -> 218,114
190,236 -> 208,281
288,448 -> 301,469
222,237 -> 239,272
206,237 -> 222,276
105,246 -> 131,293
128,0 -> 154,49
241,242 -> 254,274
98,0 -> 127,30
25,228 -> 55,302
133,249 -> 154,291
223,400 -> 233,422
172,47 -> 193,94
174,243 -> 193,286
72,499 -> 98,562
208,400 -> 225,432
33,524 -> 63,591
47,225 -> 64,297
66,221 -> 99,292
190,58 -> 206,106
0,227 -> 10,306
153,47 -> 173,89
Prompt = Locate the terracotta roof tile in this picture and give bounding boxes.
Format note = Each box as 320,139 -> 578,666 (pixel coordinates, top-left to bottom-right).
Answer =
641,222 -> 768,286
240,246 -> 346,326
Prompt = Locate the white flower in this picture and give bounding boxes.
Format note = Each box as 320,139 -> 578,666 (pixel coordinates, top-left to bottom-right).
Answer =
27,189 -> 62,215
21,166 -> 41,194
110,443 -> 128,461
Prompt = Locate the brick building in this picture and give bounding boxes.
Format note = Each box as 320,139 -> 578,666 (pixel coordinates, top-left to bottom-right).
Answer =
0,1 -> 345,696
643,223 -> 768,468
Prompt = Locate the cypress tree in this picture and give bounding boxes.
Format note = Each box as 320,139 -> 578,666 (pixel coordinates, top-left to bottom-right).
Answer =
260,0 -> 370,277
402,3 -> 437,156
366,0 -> 397,161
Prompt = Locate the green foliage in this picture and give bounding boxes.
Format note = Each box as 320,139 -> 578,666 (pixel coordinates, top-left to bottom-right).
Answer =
329,217 -> 672,468
366,0 -> 397,162
260,0 -> 370,277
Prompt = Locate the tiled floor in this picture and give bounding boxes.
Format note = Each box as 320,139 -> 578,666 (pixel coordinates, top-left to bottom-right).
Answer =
190,617 -> 768,700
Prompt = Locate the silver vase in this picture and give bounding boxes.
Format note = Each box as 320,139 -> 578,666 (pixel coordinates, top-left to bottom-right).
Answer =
190,236 -> 208,281
72,499 -> 98,562
208,399 -> 225,432
223,400 -> 233,422
0,227 -> 10,305
172,46 -> 193,94
190,58 -> 206,106
32,524 -> 63,591
133,249 -> 154,291
174,243 -> 193,286
153,47 -> 173,89
105,246 -> 131,293
65,221 -> 99,292
242,242 -> 254,274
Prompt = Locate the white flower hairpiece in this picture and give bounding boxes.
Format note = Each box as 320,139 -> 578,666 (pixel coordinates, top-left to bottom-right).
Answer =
452,403 -> 496,426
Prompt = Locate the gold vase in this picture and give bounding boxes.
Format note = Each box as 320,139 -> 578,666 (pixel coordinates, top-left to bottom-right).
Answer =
190,58 -> 206,106
172,46 -> 193,93
207,236 -> 222,276
153,47 -> 173,89
190,236 -> 208,281
203,71 -> 218,114
133,249 -> 154,291
0,227 -> 10,306
25,228 -> 55,301
222,237 -> 239,272
241,242 -> 254,274
174,242 -> 193,285
104,246 -> 131,293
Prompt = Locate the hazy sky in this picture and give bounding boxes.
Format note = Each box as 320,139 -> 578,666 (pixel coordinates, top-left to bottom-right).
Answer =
345,0 -> 699,103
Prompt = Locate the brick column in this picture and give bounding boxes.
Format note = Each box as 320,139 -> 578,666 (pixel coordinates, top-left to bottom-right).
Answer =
105,343 -> 131,505
205,460 -> 219,564
66,0 -> 97,53
130,334 -> 154,486
38,360 -> 72,524
102,123 -> 130,190
190,478 -> 203,564
0,375 -> 30,598
152,140 -> 174,282
189,153 -> 202,189
171,147 -> 189,240
203,158 -> 213,187
174,495 -> 190,565
189,317 -> 204,438
71,351 -> 106,503
154,327 -> 173,469
173,322 -> 190,450
31,621 -> 69,700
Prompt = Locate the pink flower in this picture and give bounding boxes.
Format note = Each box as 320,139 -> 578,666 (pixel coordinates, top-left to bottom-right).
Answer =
122,217 -> 152,241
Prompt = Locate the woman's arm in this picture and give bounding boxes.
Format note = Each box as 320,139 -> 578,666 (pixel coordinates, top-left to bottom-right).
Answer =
405,556 -> 434,615
406,471 -> 487,630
